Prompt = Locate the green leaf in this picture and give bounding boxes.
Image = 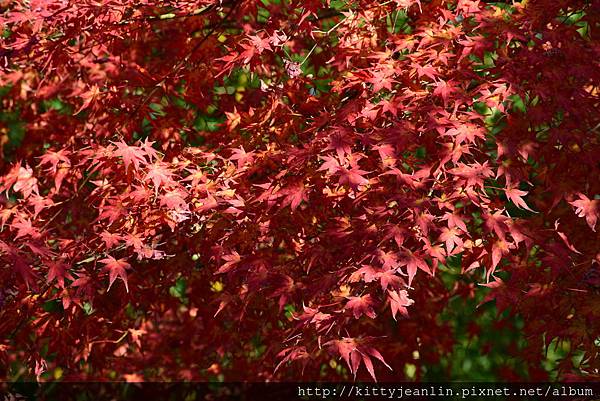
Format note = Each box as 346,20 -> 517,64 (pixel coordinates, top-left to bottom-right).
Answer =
169,278 -> 187,299
82,302 -> 94,315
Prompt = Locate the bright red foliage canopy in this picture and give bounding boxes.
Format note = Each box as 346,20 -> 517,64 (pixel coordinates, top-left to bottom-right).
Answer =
0,0 -> 599,381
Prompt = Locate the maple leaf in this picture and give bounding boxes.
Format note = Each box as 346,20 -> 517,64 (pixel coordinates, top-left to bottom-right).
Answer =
412,62 -> 438,80
145,163 -> 174,192
359,102 -> 380,121
367,68 -> 396,92
446,124 -> 485,144
439,226 -> 464,254
38,149 -> 71,191
159,189 -> 189,210
127,185 -> 152,204
0,208 -> 14,230
182,168 -> 207,188
225,107 -> 242,130
422,238 -> 446,265
128,327 -> 147,348
337,165 -> 369,190
124,233 -> 145,253
2,0 -> 599,382
112,140 -> 147,171
280,182 -> 308,211
74,85 -> 100,115
11,218 -> 41,240
139,138 -> 159,162
484,210 -> 509,241
376,270 -> 404,291
387,289 -> 414,320
325,337 -> 391,381
229,147 -> 254,169
28,195 -> 55,218
38,149 -> 71,172
394,0 -> 422,11
99,256 -> 132,292
400,253 -> 431,288
442,211 -> 468,233
11,165 -> 39,199
100,231 -> 122,248
274,346 -> 309,375
491,240 -> 511,273
350,264 -> 380,283
34,359 -> 48,381
378,250 -> 399,270
97,200 -> 127,226
248,34 -> 272,54
326,130 -> 354,160
384,166 -> 430,189
46,260 -> 74,288
415,212 -> 435,236
269,30 -> 288,47
433,79 -> 457,104
449,161 -> 494,189
295,305 -> 336,333
381,100 -> 402,120
265,273 -> 296,310
216,250 -> 241,274
345,294 -> 376,319
372,143 -> 397,166
505,187 -> 535,212
570,193 -> 599,232
317,155 -> 342,175
554,221 -> 581,254
13,254 -> 39,289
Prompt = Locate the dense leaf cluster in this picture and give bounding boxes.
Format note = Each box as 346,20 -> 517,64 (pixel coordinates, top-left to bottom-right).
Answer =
0,0 -> 599,381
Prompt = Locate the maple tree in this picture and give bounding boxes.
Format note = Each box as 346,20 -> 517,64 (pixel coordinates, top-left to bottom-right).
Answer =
0,0 -> 599,382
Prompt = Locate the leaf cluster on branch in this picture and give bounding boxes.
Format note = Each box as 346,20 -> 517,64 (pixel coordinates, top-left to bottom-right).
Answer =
0,0 -> 599,381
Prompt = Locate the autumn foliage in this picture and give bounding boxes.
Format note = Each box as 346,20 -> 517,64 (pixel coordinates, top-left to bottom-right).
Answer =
0,0 -> 599,382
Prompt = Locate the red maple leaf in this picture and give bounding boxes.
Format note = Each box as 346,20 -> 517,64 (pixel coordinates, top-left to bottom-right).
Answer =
367,68 -> 396,92
159,189 -> 189,210
439,226 -> 464,254
9,165 -> 38,199
325,337 -> 392,381
112,140 -> 148,171
99,256 -> 132,292
145,163 -> 174,192
11,218 -> 41,240
74,85 -> 100,115
505,187 -> 535,212
337,165 -> 369,190
317,155 -> 342,175
46,260 -> 74,288
344,294 -> 376,319
274,346 -> 310,375
570,193 -> 599,232
100,231 -> 123,248
387,289 -> 414,320
216,250 -> 241,274
490,240 -> 512,274
433,79 -> 457,104
229,147 -> 254,169
442,211 -> 468,233
280,182 -> 308,211
38,149 -> 71,191
400,253 -> 431,288
376,269 -> 404,291
350,264 -> 380,283
27,195 -> 54,218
